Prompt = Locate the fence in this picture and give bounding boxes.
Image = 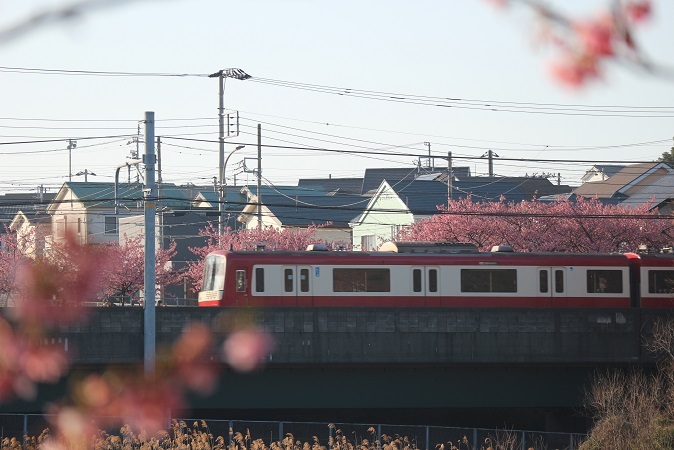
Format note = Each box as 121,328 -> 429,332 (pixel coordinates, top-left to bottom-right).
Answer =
0,414 -> 586,450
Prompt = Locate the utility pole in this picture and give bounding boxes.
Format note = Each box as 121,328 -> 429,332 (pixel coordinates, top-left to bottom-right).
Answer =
424,141 -> 432,170
67,140 -> 77,182
447,151 -> 452,205
208,68 -> 251,238
157,137 -> 162,183
143,111 -> 157,377
257,123 -> 262,231
482,150 -> 500,177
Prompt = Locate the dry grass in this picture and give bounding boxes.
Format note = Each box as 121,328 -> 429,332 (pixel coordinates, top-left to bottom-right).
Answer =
0,421 -> 555,450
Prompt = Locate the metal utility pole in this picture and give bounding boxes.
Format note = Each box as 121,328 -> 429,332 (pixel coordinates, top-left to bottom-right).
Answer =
208,68 -> 251,238
67,140 -> 77,182
143,111 -> 157,377
447,151 -> 452,204
257,124 -> 262,231
482,150 -> 499,177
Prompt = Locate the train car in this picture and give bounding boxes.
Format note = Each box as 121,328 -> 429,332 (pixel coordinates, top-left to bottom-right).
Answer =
637,253 -> 674,308
198,244 -> 644,308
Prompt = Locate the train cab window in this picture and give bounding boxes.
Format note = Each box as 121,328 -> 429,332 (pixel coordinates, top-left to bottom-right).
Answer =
202,255 -> 225,291
413,269 -> 422,293
284,269 -> 294,292
300,268 -> 309,292
460,269 -> 517,293
587,270 -> 623,293
333,268 -> 391,292
428,269 -> 438,293
255,268 -> 265,293
235,270 -> 246,292
648,270 -> 674,294
539,270 -> 549,293
555,270 -> 564,293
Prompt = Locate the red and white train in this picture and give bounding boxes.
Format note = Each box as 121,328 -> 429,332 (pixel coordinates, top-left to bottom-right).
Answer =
198,242 -> 674,308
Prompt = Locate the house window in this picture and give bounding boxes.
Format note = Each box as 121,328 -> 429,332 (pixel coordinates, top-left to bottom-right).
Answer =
105,216 -> 117,234
361,235 -> 376,251
77,218 -> 81,234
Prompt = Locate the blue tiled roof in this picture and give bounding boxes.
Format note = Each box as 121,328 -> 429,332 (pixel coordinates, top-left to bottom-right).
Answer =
391,179 -> 529,214
245,185 -> 366,227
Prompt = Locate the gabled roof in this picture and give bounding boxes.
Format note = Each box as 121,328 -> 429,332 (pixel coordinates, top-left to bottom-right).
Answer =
47,182 -> 195,213
361,167 -> 423,194
620,173 -> 674,210
9,210 -> 51,230
0,192 -> 55,228
581,164 -> 627,182
573,162 -> 672,199
391,178 -> 529,214
243,185 -> 366,227
465,177 -> 573,200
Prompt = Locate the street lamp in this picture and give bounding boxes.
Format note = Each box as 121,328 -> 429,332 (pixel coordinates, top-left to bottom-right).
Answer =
208,68 -> 251,238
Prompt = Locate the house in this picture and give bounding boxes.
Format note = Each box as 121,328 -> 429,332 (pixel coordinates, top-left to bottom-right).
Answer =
350,177 -> 532,251
237,185 -> 365,245
192,186 -> 248,231
46,182 -> 193,245
9,210 -> 51,257
573,162 -> 674,200
620,173 -> 674,214
1,191 -> 56,255
580,165 -> 627,184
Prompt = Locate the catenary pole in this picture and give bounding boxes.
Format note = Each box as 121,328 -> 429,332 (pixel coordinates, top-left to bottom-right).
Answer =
143,111 -> 157,377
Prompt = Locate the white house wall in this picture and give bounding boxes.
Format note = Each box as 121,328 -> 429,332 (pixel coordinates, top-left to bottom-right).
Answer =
351,183 -> 414,251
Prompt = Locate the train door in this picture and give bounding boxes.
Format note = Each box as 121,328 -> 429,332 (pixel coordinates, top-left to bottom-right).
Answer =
411,266 -> 441,306
281,265 -> 313,306
537,267 -> 568,306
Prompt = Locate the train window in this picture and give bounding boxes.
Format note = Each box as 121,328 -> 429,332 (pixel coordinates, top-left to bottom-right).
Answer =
333,268 -> 391,292
428,269 -> 438,293
300,268 -> 309,292
648,270 -> 674,293
460,269 -> 517,293
235,270 -> 246,292
202,255 -> 225,291
413,269 -> 422,292
284,269 -> 294,293
539,270 -> 549,293
555,270 -> 564,293
587,270 -> 623,293
255,268 -> 265,293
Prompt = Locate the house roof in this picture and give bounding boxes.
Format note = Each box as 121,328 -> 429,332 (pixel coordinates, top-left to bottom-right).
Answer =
297,177 -> 364,194
48,182 -> 194,212
620,173 -> 674,210
244,185 -> 366,227
581,164 -> 627,182
391,178 -> 529,213
573,162 -> 668,199
0,192 -> 56,229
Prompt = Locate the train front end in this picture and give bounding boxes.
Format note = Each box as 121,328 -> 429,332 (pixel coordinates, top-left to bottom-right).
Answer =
198,252 -> 227,306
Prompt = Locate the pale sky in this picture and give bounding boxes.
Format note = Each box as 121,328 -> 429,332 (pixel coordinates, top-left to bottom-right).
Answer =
1,0 -> 673,195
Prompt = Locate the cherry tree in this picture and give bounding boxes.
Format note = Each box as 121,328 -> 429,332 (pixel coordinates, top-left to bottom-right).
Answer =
486,0 -> 664,87
398,196 -> 672,253
98,235 -> 179,305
